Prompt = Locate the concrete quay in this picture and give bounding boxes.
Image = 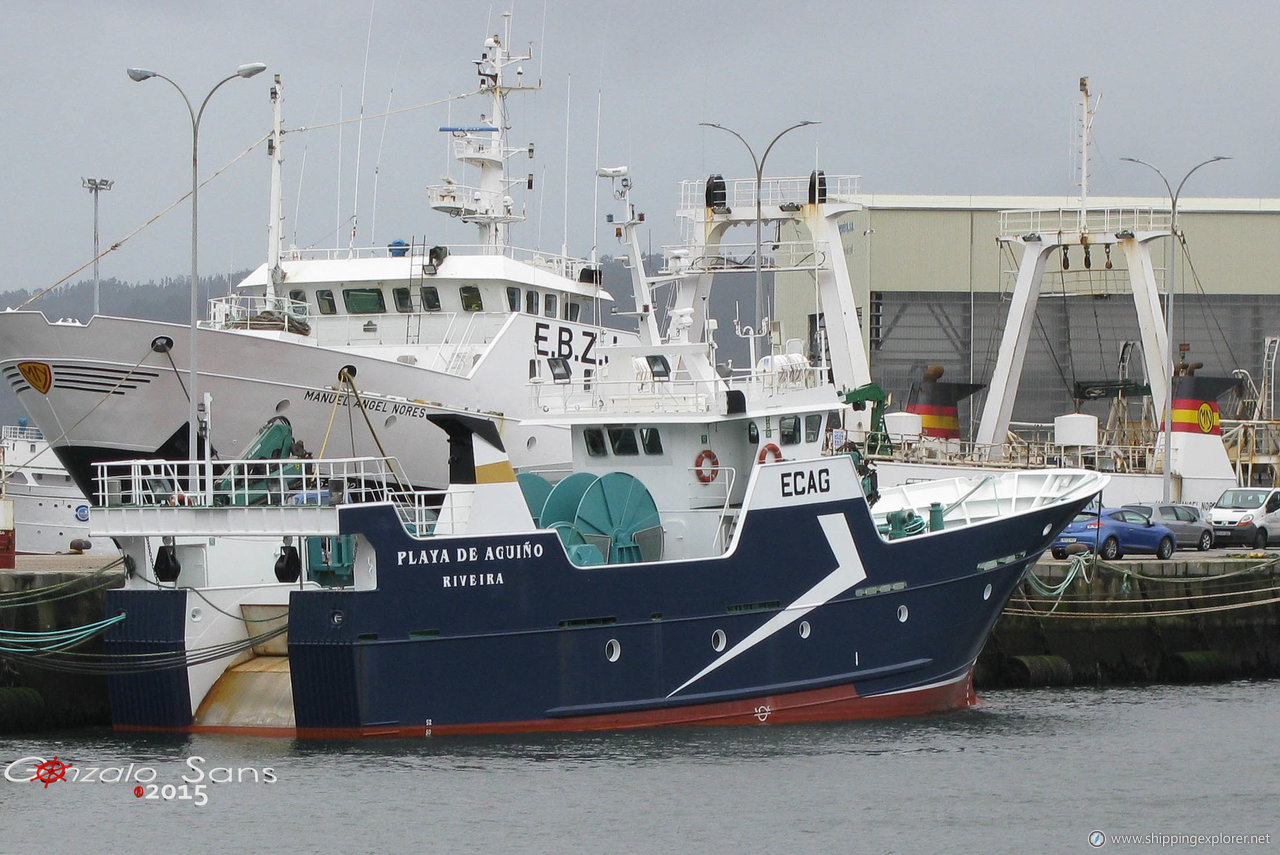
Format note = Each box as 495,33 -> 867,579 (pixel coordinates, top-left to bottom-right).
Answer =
975,551 -> 1280,689
0,553 -> 125,730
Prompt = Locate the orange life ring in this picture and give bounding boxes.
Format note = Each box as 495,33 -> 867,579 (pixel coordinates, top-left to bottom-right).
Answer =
169,492 -> 188,506
757,443 -> 783,464
694,449 -> 720,483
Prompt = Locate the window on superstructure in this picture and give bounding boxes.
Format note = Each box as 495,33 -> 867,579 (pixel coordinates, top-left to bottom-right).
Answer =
567,302 -> 581,322
420,286 -> 441,311
526,290 -> 538,314
506,287 -> 521,312
343,288 -> 387,314
583,428 -> 607,457
393,287 -> 413,313
544,294 -> 557,318
748,422 -> 759,444
805,414 -> 822,443
460,285 -> 483,312
608,427 -> 639,456
288,289 -> 307,306
779,416 -> 801,445
640,428 -> 663,455
316,290 -> 337,315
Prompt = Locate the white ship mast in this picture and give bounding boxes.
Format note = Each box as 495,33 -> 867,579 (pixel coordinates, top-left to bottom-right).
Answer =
427,11 -> 539,251
1077,76 -> 1098,232
266,74 -> 285,297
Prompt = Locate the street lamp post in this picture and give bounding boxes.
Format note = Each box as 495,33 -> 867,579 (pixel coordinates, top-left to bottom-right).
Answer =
82,177 -> 114,316
698,121 -> 818,345
1121,155 -> 1230,502
127,62 -> 267,478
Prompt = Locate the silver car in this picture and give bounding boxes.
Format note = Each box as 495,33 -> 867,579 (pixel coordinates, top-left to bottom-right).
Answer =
1123,503 -> 1214,551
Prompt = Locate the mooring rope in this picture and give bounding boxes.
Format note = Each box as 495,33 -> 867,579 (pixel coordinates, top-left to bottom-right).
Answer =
0,613 -> 128,653
0,622 -> 287,676
0,558 -> 124,608
1013,553 -> 1280,618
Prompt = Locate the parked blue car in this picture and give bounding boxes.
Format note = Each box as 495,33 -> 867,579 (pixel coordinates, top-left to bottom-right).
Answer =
1050,507 -> 1176,560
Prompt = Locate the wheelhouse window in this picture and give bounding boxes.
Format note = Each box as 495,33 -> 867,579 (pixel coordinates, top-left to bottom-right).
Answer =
543,293 -> 558,318
566,301 -> 581,322
343,288 -> 386,314
583,428 -> 607,457
460,285 -> 483,312
640,428 -> 663,455
393,287 -> 413,313
779,415 -> 801,445
805,414 -> 822,443
608,427 -> 639,456
420,286 -> 441,311
525,290 -> 539,314
316,289 -> 337,315
506,286 -> 521,312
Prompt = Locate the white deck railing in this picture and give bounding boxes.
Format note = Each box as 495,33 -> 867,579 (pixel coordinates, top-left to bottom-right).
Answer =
998,207 -> 1170,238
90,455 -> 481,538
268,242 -> 595,282
678,174 -> 861,212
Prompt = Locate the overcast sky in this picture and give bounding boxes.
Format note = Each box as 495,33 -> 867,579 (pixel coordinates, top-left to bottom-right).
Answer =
2,0 -> 1276,295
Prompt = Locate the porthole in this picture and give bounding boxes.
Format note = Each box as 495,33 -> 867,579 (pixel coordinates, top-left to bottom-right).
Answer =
384,415 -> 397,430
605,639 -> 621,662
983,583 -> 993,601
711,629 -> 727,652
798,620 -> 811,639
1042,523 -> 1053,536
526,436 -> 537,451
190,608 -> 202,622
275,399 -> 291,414
897,605 -> 909,623
331,610 -> 345,627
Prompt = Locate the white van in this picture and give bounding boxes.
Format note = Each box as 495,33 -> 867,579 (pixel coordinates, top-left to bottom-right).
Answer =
1209,487 -> 1280,548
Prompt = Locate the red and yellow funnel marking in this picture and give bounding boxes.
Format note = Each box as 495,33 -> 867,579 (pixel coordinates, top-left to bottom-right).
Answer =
906,379 -> 983,439
907,403 -> 961,438
1170,398 -> 1220,435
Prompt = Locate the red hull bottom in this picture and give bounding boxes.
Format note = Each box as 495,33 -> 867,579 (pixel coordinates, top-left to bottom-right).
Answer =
115,669 -> 979,739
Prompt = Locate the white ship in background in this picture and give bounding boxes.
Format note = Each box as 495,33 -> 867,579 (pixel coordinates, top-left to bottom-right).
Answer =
1,420 -> 105,554
0,14 -> 635,501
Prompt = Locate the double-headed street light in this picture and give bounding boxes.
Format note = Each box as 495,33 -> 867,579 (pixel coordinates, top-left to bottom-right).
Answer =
699,120 -> 819,344
126,61 -> 267,473
1120,154 -> 1231,502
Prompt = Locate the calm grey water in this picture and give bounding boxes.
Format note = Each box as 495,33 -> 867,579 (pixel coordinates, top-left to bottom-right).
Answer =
2,682 -> 1276,854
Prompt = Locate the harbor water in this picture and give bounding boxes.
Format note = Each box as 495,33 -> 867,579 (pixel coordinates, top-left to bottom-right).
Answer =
2,681 -> 1276,853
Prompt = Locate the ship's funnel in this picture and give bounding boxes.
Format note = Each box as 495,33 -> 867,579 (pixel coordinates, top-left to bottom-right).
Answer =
1161,374 -> 1238,494
905,367 -> 985,439
1167,374 -> 1237,436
